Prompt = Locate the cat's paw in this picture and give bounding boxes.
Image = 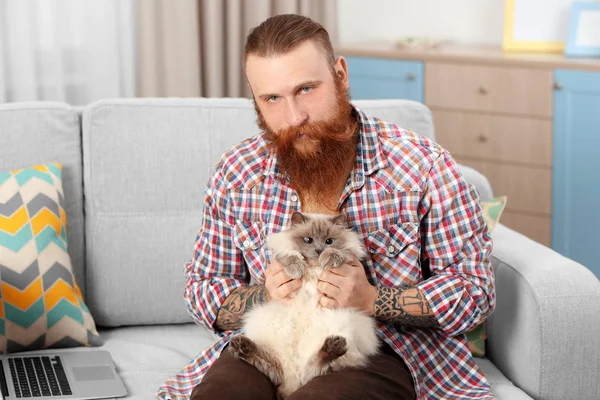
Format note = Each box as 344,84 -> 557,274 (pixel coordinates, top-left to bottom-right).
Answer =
319,335 -> 348,364
228,335 -> 256,360
319,248 -> 345,270
282,254 -> 306,279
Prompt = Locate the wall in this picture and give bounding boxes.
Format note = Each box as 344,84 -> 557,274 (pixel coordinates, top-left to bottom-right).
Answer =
337,0 -> 506,46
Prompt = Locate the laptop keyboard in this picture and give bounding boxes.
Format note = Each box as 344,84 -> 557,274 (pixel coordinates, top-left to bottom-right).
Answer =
8,355 -> 72,397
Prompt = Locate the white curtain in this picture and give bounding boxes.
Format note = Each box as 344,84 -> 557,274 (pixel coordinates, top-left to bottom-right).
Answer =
0,0 -> 136,105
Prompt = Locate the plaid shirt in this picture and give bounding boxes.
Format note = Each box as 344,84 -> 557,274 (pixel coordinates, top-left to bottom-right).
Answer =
157,107 -> 496,400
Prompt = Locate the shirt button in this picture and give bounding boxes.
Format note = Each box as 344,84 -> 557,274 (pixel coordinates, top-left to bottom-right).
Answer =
291,195 -> 298,202
243,240 -> 251,248
387,245 -> 396,254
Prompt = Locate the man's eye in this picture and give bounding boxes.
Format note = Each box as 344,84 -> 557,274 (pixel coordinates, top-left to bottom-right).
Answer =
325,238 -> 334,245
267,96 -> 279,103
300,86 -> 312,94
303,237 -> 313,244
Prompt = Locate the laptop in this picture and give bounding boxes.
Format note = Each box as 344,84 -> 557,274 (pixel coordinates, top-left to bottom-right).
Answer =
0,350 -> 127,399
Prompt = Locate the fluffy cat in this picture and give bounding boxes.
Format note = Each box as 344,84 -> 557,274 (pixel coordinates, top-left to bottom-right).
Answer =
228,212 -> 380,399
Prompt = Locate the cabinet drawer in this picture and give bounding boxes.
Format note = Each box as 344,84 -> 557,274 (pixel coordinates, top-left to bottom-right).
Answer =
500,211 -> 551,247
433,110 -> 552,166
457,159 -> 552,215
345,56 -> 423,102
425,62 -> 553,117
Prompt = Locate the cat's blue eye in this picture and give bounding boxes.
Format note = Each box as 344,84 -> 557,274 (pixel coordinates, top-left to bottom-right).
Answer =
325,238 -> 334,245
303,237 -> 313,244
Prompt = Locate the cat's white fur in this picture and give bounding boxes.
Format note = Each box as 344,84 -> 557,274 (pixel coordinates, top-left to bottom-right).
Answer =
240,213 -> 380,398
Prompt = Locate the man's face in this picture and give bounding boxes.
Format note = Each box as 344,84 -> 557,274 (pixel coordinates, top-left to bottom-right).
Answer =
246,40 -> 349,139
245,40 -> 357,207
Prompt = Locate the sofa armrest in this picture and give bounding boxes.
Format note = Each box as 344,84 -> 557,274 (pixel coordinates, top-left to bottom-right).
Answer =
457,163 -> 494,202
487,224 -> 600,400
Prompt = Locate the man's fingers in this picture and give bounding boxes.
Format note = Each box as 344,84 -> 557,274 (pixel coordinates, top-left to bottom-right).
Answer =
270,267 -> 294,288
265,259 -> 283,277
319,270 -> 345,287
347,257 -> 362,268
317,280 -> 341,299
319,294 -> 339,309
278,278 -> 301,298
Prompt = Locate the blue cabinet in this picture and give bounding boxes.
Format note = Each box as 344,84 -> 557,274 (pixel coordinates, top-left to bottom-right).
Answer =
343,56 -> 424,102
553,69 -> 600,277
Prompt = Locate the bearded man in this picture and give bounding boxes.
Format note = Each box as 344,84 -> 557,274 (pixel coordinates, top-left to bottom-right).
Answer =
172,14 -> 496,400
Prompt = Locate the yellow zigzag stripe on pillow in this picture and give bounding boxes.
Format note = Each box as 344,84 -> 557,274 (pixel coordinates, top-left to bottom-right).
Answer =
1,278 -> 43,310
12,165 -> 43,174
31,208 -> 62,237
74,282 -> 84,303
10,164 -> 54,175
33,165 -> 49,173
0,207 -> 29,234
60,208 -> 66,231
44,280 -> 79,311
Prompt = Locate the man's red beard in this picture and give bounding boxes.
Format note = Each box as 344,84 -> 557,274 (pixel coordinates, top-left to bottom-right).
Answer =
255,77 -> 358,208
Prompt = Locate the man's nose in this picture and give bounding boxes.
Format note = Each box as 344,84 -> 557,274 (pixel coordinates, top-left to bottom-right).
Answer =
285,100 -> 308,127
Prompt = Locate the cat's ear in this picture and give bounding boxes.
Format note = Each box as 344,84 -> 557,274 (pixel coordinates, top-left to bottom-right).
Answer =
291,211 -> 306,226
331,214 -> 347,226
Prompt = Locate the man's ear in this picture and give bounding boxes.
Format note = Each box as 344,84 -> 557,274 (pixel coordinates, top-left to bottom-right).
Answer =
334,56 -> 349,88
291,211 -> 307,226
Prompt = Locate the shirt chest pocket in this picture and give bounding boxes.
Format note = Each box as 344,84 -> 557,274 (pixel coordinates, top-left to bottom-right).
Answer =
366,222 -> 421,287
233,220 -> 267,282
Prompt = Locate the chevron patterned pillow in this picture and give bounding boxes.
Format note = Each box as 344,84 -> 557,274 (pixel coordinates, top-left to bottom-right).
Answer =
0,162 -> 101,353
464,195 -> 508,358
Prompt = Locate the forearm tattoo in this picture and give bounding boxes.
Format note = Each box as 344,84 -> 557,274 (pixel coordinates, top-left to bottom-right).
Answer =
215,285 -> 269,331
374,286 -> 440,329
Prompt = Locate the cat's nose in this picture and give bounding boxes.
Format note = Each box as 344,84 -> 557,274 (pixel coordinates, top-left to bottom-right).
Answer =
315,249 -> 322,255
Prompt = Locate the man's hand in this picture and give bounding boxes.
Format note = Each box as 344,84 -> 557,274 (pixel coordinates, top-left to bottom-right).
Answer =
214,260 -> 301,331
317,258 -> 378,315
265,259 -> 302,302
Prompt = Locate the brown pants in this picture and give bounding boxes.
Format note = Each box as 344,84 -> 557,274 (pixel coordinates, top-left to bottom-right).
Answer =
191,341 -> 416,400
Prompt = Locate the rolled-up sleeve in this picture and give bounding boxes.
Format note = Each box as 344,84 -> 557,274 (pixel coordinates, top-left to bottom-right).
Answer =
416,151 -> 496,337
184,168 -> 247,334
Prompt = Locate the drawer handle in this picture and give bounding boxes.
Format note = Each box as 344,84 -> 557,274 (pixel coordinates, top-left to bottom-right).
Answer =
478,86 -> 489,95
407,73 -> 416,81
553,82 -> 563,90
478,134 -> 489,143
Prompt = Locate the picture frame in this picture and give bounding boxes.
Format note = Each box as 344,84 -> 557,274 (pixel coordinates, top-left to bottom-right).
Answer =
564,2 -> 600,57
503,0 -> 597,53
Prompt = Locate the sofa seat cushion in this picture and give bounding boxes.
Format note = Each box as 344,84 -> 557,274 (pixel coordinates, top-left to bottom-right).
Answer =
475,357 -> 532,400
95,323 -> 218,399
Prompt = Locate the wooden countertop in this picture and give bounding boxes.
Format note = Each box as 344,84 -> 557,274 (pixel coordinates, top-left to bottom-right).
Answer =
336,42 -> 600,72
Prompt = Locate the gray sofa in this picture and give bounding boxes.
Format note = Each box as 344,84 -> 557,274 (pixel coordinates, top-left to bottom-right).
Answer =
1,98 -> 599,400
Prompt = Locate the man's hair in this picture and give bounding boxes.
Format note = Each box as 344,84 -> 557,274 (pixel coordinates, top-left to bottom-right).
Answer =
244,14 -> 335,73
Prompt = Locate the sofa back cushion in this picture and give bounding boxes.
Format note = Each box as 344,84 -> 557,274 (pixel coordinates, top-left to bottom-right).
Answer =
81,98 -> 262,326
81,98 -> 437,327
0,103 -> 86,296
